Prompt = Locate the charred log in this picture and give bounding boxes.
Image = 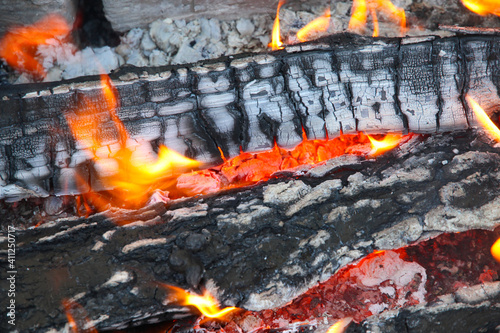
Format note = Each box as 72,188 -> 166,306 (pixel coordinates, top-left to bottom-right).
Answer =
1,131 -> 500,332
2,33 -> 500,200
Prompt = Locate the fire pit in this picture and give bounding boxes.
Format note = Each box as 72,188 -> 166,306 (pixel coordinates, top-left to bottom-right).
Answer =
1,1 -> 500,332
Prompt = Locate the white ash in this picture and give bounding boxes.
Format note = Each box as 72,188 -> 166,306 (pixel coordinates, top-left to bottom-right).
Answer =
7,1 -> 454,84
91,241 -> 106,251
102,270 -> 133,287
27,14 -> 273,83
37,222 -> 97,243
121,237 -> 169,253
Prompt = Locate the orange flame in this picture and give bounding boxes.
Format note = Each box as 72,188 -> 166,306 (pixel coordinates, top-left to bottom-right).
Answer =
462,0 -> 500,16
0,14 -> 70,80
464,96 -> 500,264
367,133 -> 404,156
163,285 -> 238,319
66,74 -> 201,212
349,0 -> 368,34
348,0 -> 406,37
269,0 -> 286,50
326,317 -> 353,333
62,299 -> 97,333
466,95 -> 500,141
492,238 -> 500,262
296,7 -> 331,43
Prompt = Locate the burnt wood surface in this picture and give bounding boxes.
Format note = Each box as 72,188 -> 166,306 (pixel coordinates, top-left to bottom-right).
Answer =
2,131 -> 500,332
2,33 -> 500,200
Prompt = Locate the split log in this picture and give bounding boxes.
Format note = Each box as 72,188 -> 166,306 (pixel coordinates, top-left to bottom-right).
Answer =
2,33 -> 500,201
2,131 -> 500,332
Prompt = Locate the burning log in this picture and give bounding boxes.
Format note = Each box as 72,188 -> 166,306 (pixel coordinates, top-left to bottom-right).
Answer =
2,33 -> 500,200
2,130 -> 500,332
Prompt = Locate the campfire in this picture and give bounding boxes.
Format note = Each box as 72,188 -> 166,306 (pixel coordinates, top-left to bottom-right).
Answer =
1,0 -> 500,332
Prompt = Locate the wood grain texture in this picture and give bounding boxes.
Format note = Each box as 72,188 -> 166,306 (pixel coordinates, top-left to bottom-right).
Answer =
1,34 -> 500,200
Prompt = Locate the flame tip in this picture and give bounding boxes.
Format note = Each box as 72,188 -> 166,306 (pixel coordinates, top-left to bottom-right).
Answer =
164,285 -> 238,319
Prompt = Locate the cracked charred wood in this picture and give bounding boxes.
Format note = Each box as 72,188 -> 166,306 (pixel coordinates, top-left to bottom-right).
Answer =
2,131 -> 500,332
1,33 -> 500,200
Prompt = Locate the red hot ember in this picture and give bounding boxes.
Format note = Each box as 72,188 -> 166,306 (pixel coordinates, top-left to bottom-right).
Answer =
167,229 -> 500,333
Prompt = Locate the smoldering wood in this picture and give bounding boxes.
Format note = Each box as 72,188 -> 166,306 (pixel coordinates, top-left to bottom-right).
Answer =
346,282 -> 500,333
2,33 -> 500,201
2,131 -> 500,332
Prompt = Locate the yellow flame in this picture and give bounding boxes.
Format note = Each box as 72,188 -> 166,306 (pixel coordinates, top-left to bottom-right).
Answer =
349,0 -> 368,33
492,238 -> 500,262
326,318 -> 353,333
462,0 -> 500,16
164,285 -> 238,319
296,7 -> 331,42
367,133 -> 404,156
466,95 -> 500,141
269,0 -> 286,50
348,0 -> 406,37
65,74 -> 201,211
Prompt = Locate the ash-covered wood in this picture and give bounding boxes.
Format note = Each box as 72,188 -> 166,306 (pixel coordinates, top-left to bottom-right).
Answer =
2,33 -> 500,201
1,131 -> 500,332
346,282 -> 500,333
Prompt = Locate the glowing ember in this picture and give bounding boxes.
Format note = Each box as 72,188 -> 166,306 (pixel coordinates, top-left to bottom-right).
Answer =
466,95 -> 500,141
269,0 -> 286,50
163,285 -> 238,319
0,14 -> 70,80
492,238 -> 500,262
348,0 -> 406,37
462,0 -> 500,16
296,7 -> 331,43
367,133 -> 405,156
176,133 -> 412,198
326,318 -> 353,333
62,299 -> 97,333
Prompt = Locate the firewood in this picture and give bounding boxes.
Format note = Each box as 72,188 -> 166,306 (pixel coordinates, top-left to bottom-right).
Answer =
2,131 -> 500,332
1,33 -> 500,201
